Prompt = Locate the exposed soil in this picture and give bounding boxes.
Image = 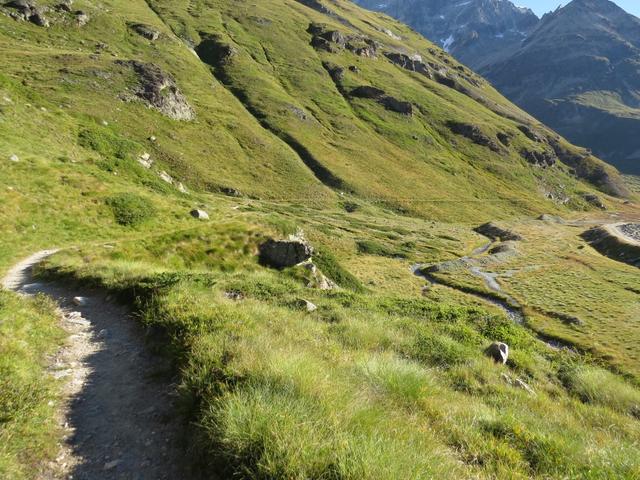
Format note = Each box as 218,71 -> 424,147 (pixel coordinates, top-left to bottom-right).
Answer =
2,252 -> 199,480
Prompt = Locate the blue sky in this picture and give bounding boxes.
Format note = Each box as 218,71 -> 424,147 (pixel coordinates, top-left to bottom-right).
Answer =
519,0 -> 640,17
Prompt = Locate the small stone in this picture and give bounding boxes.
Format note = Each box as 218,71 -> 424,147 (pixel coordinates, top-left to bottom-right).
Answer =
159,171 -> 173,184
148,135 -> 157,142
9,154 -> 19,162
137,152 -> 153,169
104,460 -> 121,470
302,299 -> 317,312
190,209 -> 209,220
514,378 -> 536,395
485,342 -> 509,364
72,296 -> 88,306
177,182 -> 188,193
101,120 -> 109,126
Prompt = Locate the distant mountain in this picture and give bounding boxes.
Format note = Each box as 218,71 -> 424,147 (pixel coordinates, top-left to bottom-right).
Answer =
353,0 -> 640,174
351,0 -> 539,70
481,0 -> 640,174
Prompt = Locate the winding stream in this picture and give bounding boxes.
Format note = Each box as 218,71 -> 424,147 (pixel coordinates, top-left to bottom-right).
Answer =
411,241 -> 525,324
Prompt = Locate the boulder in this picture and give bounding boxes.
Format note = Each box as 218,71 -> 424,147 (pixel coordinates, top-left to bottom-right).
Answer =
447,121 -> 501,153
350,85 -> 385,99
582,193 -> 606,210
137,152 -> 153,169
115,60 -> 195,121
75,11 -> 89,26
475,222 -> 523,242
129,23 -> 160,41
190,209 -> 209,220
158,171 -> 173,184
379,96 -> 413,116
72,296 -> 88,306
517,125 -> 543,143
520,148 -> 556,167
297,299 -> 317,312
259,237 -> 313,269
485,342 -> 509,364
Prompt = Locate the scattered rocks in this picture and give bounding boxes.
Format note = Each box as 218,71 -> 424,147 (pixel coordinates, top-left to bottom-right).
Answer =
520,148 -> 556,168
129,23 -> 160,41
190,209 -> 209,220
116,60 -> 195,121
446,121 -> 501,153
485,342 -> 509,364
384,52 -> 433,78
259,236 -> 314,269
475,222 -> 523,242
4,0 -> 50,27
309,23 -> 378,57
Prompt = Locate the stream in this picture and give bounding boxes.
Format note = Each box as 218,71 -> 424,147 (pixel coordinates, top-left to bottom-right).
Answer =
411,241 -> 525,324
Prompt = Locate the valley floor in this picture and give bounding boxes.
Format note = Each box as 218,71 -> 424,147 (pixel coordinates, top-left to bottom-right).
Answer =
2,196 -> 639,479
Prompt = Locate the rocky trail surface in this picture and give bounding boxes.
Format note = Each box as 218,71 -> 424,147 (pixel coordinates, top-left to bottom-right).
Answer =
2,252 -> 197,480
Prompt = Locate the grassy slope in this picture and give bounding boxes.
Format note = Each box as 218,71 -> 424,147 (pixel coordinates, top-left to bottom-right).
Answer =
0,0 -> 639,478
0,292 -> 63,478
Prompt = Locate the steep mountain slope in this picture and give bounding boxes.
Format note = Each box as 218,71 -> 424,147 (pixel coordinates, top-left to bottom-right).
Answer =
481,0 -> 640,174
352,0 -> 539,70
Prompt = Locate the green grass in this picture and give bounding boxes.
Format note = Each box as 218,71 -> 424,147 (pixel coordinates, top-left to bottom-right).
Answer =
0,0 -> 639,477
0,291 -> 64,479
38,220 -> 640,479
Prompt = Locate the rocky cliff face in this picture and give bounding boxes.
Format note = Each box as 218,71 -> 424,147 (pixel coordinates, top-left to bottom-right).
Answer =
481,0 -> 640,174
352,0 -> 538,70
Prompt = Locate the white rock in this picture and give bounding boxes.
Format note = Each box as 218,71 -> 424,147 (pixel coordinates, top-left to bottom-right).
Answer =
149,135 -> 157,142
190,209 -> 209,220
177,182 -> 188,193
303,300 -> 317,312
159,171 -> 173,184
137,152 -> 153,169
101,120 -> 109,126
9,154 -> 19,162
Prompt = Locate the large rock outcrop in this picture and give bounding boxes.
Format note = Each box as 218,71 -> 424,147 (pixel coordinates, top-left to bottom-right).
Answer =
116,60 -> 195,121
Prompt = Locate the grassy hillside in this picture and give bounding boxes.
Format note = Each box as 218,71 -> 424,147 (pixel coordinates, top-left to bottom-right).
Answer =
1,0 -> 639,478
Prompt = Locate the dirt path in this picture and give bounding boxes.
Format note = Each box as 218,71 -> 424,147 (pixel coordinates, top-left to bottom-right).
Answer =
2,252 -> 197,480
